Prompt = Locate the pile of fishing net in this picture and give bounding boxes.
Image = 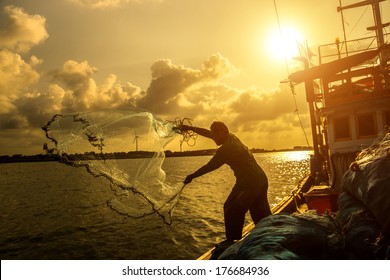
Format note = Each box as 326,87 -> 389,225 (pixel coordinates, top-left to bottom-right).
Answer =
219,133 -> 390,259
337,132 -> 390,259
219,212 -> 344,259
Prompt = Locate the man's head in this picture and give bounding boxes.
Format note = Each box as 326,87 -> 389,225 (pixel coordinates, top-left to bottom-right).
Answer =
210,121 -> 229,146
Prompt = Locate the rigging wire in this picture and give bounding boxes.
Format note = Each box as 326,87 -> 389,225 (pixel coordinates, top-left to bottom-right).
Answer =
347,5 -> 369,38
380,3 -> 390,44
273,0 -> 311,148
339,1 -> 370,54
341,1 -> 389,50
289,82 -> 311,148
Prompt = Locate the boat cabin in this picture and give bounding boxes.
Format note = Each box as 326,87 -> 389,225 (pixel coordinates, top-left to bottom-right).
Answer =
289,1 -> 390,191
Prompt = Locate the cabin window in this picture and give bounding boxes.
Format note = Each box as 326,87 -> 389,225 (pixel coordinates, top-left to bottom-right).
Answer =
333,116 -> 350,141
356,112 -> 377,138
383,110 -> 390,133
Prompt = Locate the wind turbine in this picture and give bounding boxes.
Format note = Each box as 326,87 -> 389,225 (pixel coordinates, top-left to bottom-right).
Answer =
133,130 -> 140,152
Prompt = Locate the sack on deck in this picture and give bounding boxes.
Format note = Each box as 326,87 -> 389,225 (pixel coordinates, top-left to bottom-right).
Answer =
341,158 -> 390,234
219,212 -> 343,260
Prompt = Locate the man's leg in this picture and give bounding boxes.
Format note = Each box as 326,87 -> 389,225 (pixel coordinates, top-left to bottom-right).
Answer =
223,188 -> 248,240
249,180 -> 271,224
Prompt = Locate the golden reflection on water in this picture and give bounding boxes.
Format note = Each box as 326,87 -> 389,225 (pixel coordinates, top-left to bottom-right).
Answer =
279,150 -> 312,162
255,150 -> 313,208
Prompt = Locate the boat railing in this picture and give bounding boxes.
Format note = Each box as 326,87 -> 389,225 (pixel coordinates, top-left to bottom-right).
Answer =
318,34 -> 390,64
316,34 -> 390,107
323,65 -> 390,106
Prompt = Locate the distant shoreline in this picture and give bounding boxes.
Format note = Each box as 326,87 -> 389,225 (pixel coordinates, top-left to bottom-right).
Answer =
0,147 -> 312,163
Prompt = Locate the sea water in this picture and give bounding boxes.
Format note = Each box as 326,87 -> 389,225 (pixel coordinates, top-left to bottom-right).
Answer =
0,151 -> 311,260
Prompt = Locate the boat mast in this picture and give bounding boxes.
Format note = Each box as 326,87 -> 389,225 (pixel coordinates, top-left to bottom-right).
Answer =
337,0 -> 390,67
338,0 -> 350,57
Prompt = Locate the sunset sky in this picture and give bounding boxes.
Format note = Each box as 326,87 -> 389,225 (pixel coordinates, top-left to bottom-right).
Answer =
1,0 -> 389,155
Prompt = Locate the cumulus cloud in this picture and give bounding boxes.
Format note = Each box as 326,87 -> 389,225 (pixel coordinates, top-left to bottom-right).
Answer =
137,53 -> 236,115
14,87 -> 65,128
137,59 -> 201,114
0,54 -> 142,131
225,84 -> 310,139
200,53 -> 236,80
0,6 -> 146,138
229,85 -> 307,123
0,49 -> 41,114
0,1 -> 309,154
135,53 -> 309,144
0,44 -> 309,153
50,60 -> 142,112
0,5 -> 48,53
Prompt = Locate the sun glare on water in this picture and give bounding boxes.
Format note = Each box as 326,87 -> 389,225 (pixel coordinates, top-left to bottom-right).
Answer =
282,150 -> 312,162
266,26 -> 303,61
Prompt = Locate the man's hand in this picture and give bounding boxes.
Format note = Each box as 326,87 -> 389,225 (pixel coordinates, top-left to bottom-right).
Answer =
184,174 -> 194,185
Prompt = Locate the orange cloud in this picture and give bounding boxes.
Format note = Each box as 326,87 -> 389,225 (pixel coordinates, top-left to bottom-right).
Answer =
0,5 -> 48,52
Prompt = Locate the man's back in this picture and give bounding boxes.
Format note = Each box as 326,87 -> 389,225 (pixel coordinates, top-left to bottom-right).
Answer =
215,134 -> 265,180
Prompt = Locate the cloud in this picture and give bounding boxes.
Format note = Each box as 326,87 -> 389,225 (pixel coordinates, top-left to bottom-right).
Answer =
50,60 -> 142,112
200,53 -> 236,80
229,85 -> 307,123
0,54 -> 143,131
0,4 -> 315,155
13,87 -> 65,128
137,53 -> 236,115
51,60 -> 98,86
135,53 -> 309,144
0,46 -> 310,153
0,5 -> 48,53
0,49 -> 41,114
226,84 -> 310,138
0,2 -> 309,154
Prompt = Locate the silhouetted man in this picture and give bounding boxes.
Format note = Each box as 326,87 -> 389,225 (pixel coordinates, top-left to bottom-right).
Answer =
180,121 -> 271,247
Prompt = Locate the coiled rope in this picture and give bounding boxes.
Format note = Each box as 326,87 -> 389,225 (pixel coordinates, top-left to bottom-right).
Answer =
171,117 -> 198,148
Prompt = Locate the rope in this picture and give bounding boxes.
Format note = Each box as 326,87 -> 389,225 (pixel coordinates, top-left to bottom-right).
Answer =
289,82 -> 311,148
171,117 -> 199,149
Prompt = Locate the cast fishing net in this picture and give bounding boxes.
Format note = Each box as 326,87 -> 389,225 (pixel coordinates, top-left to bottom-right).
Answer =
42,108 -> 194,224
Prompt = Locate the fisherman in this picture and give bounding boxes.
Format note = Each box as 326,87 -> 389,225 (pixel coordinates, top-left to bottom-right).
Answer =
180,121 -> 271,252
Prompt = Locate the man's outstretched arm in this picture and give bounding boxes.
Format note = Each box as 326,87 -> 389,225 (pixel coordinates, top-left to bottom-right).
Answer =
180,125 -> 212,139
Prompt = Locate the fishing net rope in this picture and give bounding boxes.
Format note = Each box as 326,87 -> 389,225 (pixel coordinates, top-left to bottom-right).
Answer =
171,117 -> 198,148
42,108 -> 196,224
353,132 -> 390,168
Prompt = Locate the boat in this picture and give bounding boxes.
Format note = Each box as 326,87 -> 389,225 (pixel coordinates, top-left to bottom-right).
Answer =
198,0 -> 390,260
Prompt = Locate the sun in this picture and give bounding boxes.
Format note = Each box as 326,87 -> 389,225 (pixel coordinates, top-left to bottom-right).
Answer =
266,26 -> 303,61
